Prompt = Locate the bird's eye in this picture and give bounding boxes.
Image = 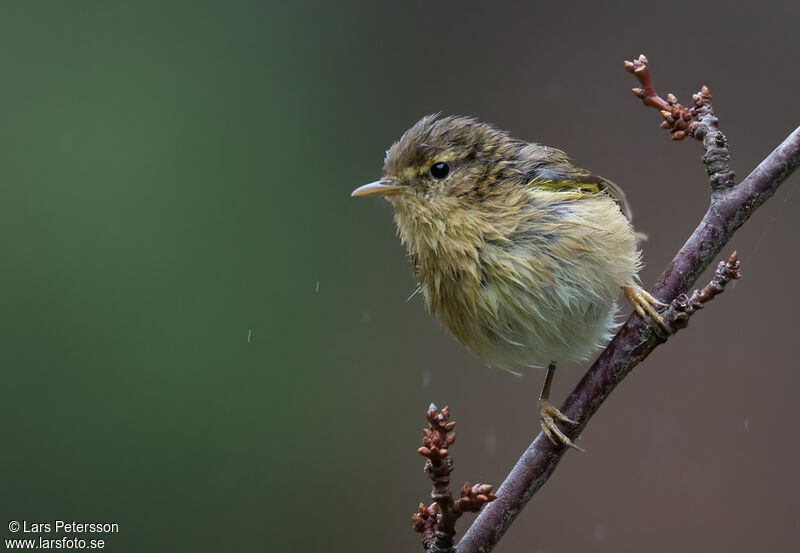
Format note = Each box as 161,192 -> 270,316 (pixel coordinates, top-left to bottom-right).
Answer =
429,162 -> 450,180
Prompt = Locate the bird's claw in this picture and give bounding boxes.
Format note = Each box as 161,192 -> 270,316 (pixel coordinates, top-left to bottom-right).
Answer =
624,285 -> 671,338
538,399 -> 584,452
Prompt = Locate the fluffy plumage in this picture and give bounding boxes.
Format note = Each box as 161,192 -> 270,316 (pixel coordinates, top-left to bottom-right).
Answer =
376,115 -> 642,371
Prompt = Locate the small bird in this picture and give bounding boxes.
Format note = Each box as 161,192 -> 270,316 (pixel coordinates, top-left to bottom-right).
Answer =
352,115 -> 668,449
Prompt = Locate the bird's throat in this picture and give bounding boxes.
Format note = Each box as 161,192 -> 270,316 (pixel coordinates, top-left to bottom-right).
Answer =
391,199 -> 485,315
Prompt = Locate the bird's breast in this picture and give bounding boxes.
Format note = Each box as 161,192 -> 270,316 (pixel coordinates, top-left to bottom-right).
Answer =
394,192 -> 638,370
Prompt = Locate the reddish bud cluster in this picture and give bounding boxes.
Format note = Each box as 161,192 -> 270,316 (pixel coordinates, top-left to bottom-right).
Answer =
411,404 -> 497,552
452,483 -> 497,515
418,404 -> 457,462
412,503 -> 439,549
625,54 -> 713,141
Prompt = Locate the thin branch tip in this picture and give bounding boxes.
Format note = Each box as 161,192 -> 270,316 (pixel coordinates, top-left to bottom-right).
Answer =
666,252 -> 743,331
624,53 -> 735,190
413,405 -> 496,553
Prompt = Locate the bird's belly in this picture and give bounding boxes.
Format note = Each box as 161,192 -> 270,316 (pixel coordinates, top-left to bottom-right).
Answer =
431,269 -> 621,372
415,194 -> 640,372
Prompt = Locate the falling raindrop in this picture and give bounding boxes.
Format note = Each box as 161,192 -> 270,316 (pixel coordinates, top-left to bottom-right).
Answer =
422,371 -> 431,389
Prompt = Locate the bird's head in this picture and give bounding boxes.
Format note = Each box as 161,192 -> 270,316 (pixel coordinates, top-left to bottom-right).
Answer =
352,115 -> 524,216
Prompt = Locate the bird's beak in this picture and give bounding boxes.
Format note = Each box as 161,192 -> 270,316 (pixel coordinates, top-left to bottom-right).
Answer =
351,179 -> 405,197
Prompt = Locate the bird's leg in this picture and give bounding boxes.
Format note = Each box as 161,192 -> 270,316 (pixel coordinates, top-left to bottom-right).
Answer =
537,362 -> 583,451
623,284 -> 671,338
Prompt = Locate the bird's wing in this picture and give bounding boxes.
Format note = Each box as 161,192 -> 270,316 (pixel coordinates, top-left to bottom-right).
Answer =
520,145 -> 632,220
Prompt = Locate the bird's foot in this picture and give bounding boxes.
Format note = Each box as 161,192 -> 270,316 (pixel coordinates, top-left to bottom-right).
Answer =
624,285 -> 671,338
537,399 -> 583,452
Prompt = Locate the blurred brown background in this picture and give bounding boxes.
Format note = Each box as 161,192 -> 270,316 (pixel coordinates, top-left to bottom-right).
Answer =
0,1 -> 798,552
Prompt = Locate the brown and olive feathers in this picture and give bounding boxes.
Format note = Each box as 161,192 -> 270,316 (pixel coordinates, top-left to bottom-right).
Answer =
358,115 -> 643,371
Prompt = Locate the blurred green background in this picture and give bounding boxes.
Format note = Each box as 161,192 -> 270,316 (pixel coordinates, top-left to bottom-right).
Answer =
0,1 -> 798,551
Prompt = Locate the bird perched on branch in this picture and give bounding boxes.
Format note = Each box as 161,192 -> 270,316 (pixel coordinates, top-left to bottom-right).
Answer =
352,115 -> 668,449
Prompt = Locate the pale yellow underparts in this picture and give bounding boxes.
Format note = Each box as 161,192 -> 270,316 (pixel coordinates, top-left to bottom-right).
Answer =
381,115 -> 643,372
392,188 -> 640,371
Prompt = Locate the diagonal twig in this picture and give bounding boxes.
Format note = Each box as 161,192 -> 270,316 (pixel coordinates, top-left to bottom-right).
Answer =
666,251 -> 741,330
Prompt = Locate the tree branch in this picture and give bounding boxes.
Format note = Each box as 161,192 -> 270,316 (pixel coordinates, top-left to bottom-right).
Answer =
454,56 -> 800,553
